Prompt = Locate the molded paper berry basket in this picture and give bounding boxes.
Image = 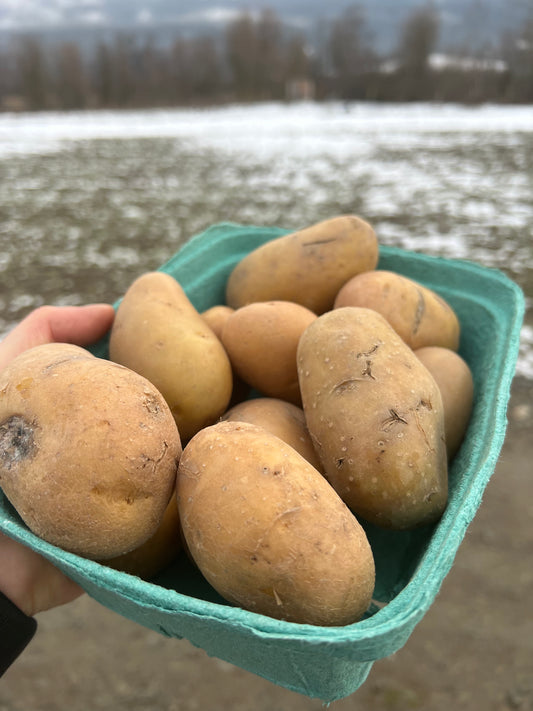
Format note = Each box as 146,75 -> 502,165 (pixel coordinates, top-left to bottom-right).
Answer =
0,222 -> 525,701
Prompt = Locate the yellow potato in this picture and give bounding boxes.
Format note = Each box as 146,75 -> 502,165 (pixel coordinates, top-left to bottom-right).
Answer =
177,421 -> 375,626
415,346 -> 474,460
201,305 -> 235,340
221,397 -> 324,473
201,304 -> 251,406
220,301 -> 316,405
104,493 -> 181,580
0,343 -> 181,560
226,215 -> 378,314
334,270 -> 460,351
297,307 -> 448,530
110,271 -> 233,442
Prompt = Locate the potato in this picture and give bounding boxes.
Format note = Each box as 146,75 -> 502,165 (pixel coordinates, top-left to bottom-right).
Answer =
220,301 -> 316,405
104,493 -> 181,579
297,307 -> 448,530
110,271 -> 233,442
334,270 -> 460,351
201,305 -> 235,339
177,421 -> 375,626
0,343 -> 181,560
226,215 -> 378,314
221,397 -> 324,473
415,346 -> 474,460
201,305 -> 251,406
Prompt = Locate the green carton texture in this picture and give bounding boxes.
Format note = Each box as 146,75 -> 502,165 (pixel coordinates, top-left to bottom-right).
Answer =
0,222 -> 525,701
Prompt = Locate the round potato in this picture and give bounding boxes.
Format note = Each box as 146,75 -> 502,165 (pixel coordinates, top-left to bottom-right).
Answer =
0,343 -> 181,560
220,301 -> 316,405
221,397 -> 324,473
415,346 -> 474,460
334,270 -> 460,351
110,272 -> 233,442
201,305 -> 235,340
201,304 -> 250,407
226,215 -> 379,314
177,421 -> 375,626
297,307 -> 448,530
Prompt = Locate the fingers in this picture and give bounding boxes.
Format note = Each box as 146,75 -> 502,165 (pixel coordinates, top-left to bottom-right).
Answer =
0,533 -> 84,617
0,304 -> 115,371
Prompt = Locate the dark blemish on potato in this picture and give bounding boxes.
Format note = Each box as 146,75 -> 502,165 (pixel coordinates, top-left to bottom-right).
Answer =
332,378 -> 360,395
250,554 -> 258,563
0,415 -> 37,470
356,343 -> 381,359
336,457 -> 345,468
417,399 -> 433,410
361,360 -> 376,380
381,409 -> 408,432
301,238 -> 338,247
412,288 -> 426,335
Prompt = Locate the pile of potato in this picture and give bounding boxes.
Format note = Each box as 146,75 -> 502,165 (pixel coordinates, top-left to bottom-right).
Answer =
0,215 -> 474,626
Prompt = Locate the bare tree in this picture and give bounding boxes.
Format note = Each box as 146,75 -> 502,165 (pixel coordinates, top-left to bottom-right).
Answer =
396,3 -> 440,100
328,4 -> 375,98
226,12 -> 258,100
16,37 -> 48,109
53,42 -> 87,109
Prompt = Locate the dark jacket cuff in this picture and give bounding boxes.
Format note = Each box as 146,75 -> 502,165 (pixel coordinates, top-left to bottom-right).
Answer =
0,590 -> 37,676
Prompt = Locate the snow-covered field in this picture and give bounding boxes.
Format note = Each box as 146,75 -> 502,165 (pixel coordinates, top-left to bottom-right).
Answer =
0,101 -> 531,378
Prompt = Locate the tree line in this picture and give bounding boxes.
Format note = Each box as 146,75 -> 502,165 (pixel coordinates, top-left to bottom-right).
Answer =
1,3 -> 532,112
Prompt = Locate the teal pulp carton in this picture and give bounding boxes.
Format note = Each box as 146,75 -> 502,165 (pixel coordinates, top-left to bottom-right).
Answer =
0,222 -> 525,701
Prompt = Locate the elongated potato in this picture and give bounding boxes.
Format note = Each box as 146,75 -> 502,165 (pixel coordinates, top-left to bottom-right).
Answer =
297,307 -> 448,530
220,301 -> 316,405
110,272 -> 233,442
226,215 -> 378,314
177,421 -> 375,626
0,343 -> 181,560
415,346 -> 474,460
334,270 -> 460,351
221,397 -> 324,473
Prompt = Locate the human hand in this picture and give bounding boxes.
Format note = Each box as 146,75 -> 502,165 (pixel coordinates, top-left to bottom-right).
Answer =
0,303 -> 115,616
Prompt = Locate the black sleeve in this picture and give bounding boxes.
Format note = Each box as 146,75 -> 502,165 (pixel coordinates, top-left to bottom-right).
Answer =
0,590 -> 37,676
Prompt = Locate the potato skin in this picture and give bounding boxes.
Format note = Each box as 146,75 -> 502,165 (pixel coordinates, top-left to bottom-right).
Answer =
334,270 -> 460,351
109,271 -> 233,442
297,307 -> 448,530
104,493 -> 181,579
220,301 -> 316,405
201,305 -> 235,340
415,347 -> 474,460
0,343 -> 181,560
226,215 -> 379,314
177,421 -> 375,626
221,397 -> 324,473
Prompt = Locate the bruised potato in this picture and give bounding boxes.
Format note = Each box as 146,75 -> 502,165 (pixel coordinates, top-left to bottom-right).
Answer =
0,343 -> 181,560
415,346 -> 474,460
220,301 -> 316,405
298,307 -> 448,530
110,272 -> 233,442
177,421 -> 375,626
334,270 -> 460,351
226,215 -> 379,314
221,397 -> 323,473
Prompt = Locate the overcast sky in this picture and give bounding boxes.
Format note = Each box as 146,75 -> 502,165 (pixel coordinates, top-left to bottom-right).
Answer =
0,0 -> 258,30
